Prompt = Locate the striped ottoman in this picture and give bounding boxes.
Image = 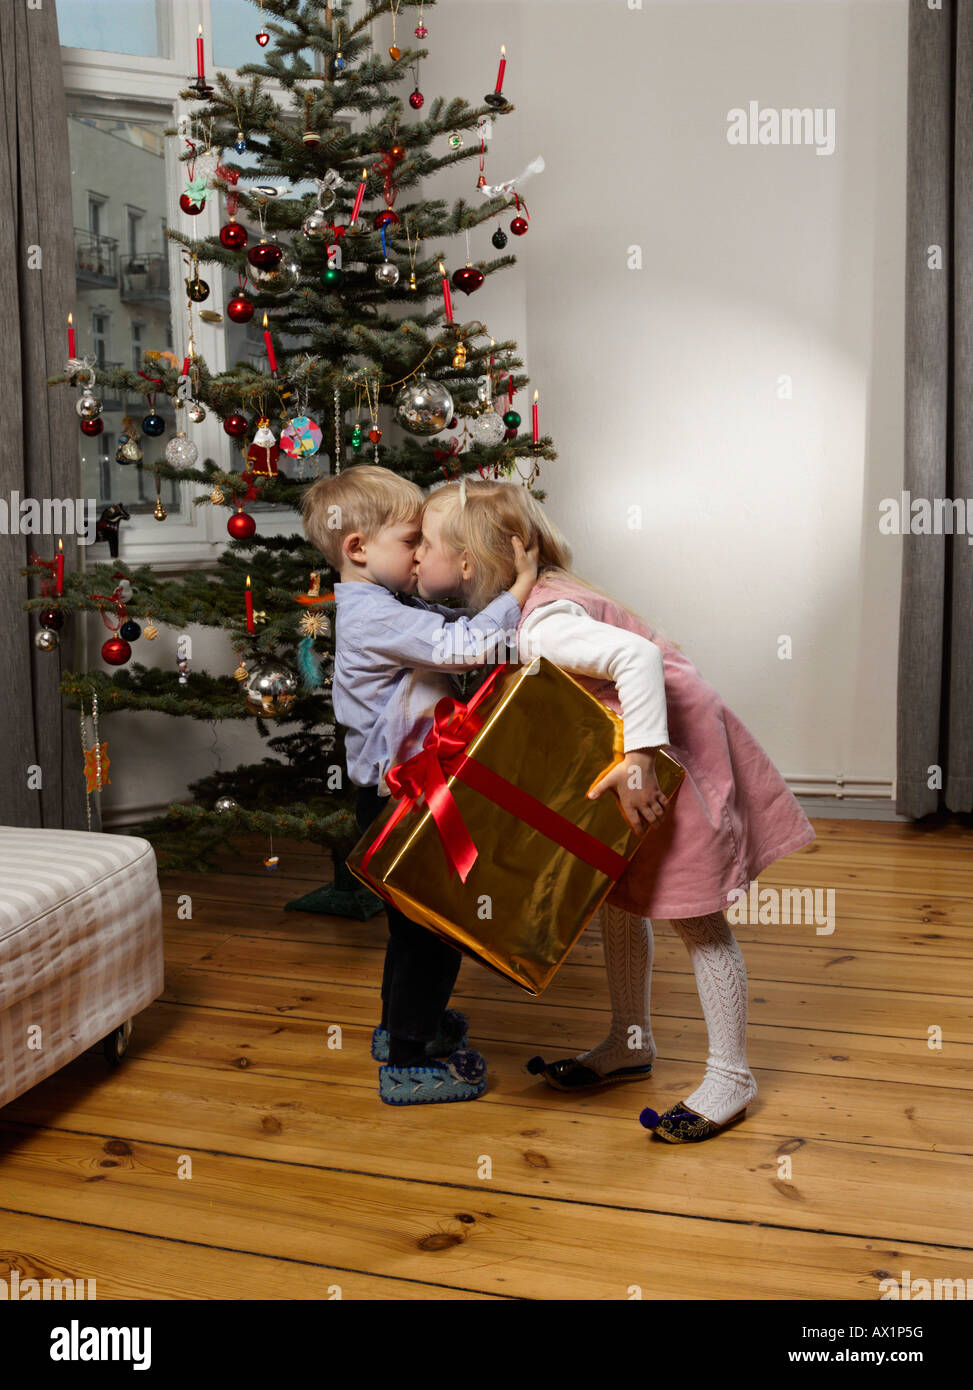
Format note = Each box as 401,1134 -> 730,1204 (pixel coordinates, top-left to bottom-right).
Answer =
0,827 -> 164,1108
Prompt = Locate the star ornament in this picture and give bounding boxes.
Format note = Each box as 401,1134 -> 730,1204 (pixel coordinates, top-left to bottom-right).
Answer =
83,742 -> 110,793
299,610 -> 330,639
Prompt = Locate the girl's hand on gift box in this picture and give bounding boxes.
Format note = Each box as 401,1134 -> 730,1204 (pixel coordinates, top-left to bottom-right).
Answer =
586,748 -> 668,835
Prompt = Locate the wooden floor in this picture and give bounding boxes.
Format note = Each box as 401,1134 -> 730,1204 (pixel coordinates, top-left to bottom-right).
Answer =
2,816 -> 973,1300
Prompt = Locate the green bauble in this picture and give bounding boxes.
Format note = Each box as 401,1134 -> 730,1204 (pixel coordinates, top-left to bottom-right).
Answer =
502,409 -> 522,429
321,265 -> 344,288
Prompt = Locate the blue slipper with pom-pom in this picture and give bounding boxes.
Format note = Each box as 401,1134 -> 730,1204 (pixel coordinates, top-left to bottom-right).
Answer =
378,1048 -> 487,1105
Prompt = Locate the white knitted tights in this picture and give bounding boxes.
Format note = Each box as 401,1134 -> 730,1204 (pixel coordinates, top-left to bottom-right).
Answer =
578,905 -> 758,1124
575,901 -> 658,1074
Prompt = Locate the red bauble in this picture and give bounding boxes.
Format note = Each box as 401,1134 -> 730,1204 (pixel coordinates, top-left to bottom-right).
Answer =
220,221 -> 248,249
368,426 -> 382,444
39,607 -> 64,630
227,510 -> 257,539
179,192 -> 205,215
80,417 -> 104,436
389,144 -> 406,163
101,635 -> 132,666
372,210 -> 400,231
409,88 -> 424,109
451,265 -> 484,295
226,292 -> 255,323
510,216 -> 529,236
223,413 -> 248,437
256,29 -> 270,46
248,240 -> 283,269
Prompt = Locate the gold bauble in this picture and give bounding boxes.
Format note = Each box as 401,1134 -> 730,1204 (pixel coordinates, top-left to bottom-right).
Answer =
144,622 -> 158,640
153,497 -> 167,520
210,485 -> 225,505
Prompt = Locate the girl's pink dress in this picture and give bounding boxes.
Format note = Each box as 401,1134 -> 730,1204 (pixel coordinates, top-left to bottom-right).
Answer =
517,576 -> 816,920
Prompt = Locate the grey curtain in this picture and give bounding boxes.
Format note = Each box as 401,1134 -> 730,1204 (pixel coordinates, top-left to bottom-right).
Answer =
0,0 -> 94,831
899,0 -> 973,815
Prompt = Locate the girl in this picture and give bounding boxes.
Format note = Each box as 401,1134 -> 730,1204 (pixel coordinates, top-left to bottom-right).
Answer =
413,477 -> 817,1143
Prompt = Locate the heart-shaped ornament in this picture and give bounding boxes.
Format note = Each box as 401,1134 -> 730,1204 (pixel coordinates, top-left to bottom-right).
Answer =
256,30 -> 270,47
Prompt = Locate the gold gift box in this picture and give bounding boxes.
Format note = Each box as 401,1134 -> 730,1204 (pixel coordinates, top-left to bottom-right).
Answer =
345,656 -> 685,995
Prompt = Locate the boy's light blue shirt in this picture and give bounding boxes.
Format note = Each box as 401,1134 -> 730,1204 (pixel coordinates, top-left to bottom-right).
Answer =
332,580 -> 522,796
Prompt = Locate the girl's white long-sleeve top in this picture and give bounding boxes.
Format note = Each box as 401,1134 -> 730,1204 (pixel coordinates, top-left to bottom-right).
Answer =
517,599 -> 670,752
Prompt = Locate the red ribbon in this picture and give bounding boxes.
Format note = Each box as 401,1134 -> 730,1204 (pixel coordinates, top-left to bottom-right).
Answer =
360,664 -> 631,888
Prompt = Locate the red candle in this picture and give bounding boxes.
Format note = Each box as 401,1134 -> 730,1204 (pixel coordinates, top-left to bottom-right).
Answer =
439,261 -> 454,323
262,313 -> 278,373
532,389 -> 539,443
55,537 -> 64,596
196,25 -> 205,79
350,168 -> 367,224
67,314 -> 76,358
245,575 -> 254,633
495,45 -> 506,93
181,355 -> 190,377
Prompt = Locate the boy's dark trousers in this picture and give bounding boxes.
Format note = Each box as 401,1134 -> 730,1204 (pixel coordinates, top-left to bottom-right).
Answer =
354,783 -> 462,1045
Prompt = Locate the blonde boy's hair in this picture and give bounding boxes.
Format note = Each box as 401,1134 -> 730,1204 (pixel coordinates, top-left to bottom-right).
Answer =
300,464 -> 424,570
422,478 -> 681,646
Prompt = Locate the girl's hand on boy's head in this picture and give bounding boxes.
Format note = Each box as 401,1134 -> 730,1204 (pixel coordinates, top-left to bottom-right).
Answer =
510,533 -> 539,580
586,750 -> 668,836
507,534 -> 539,608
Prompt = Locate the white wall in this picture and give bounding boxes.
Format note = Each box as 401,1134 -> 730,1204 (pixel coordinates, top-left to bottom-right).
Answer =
99,0 -> 907,824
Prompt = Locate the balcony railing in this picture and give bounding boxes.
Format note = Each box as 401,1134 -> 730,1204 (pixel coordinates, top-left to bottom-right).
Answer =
119,252 -> 170,302
75,228 -> 118,286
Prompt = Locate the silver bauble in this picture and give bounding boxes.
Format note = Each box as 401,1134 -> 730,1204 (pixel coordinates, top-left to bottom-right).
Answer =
246,252 -> 300,294
375,260 -> 400,287
470,410 -> 507,445
35,628 -> 59,651
76,391 -> 102,419
187,402 -> 207,423
214,796 -> 239,813
114,578 -> 133,602
395,378 -> 454,436
244,661 -> 299,717
302,208 -> 330,240
165,432 -> 199,466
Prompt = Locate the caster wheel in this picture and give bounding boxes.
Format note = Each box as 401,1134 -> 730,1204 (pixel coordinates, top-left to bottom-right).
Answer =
103,1018 -> 134,1065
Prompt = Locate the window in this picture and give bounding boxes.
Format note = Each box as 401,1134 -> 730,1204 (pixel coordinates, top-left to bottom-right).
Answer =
57,0 -> 168,59
91,312 -> 109,369
127,209 -> 144,259
60,2 -> 320,562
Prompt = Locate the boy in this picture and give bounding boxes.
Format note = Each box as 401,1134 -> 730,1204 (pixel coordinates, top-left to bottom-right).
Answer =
301,465 -> 538,1104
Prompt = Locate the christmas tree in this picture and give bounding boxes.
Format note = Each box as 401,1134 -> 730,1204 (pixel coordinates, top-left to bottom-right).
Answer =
28,0 -> 554,905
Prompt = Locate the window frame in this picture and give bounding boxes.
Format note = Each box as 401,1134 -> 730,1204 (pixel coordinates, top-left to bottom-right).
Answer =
60,0 -> 312,572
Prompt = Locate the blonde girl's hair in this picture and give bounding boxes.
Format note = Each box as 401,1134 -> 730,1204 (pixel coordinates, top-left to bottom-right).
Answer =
422,478 -> 681,647
300,463 -> 423,570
